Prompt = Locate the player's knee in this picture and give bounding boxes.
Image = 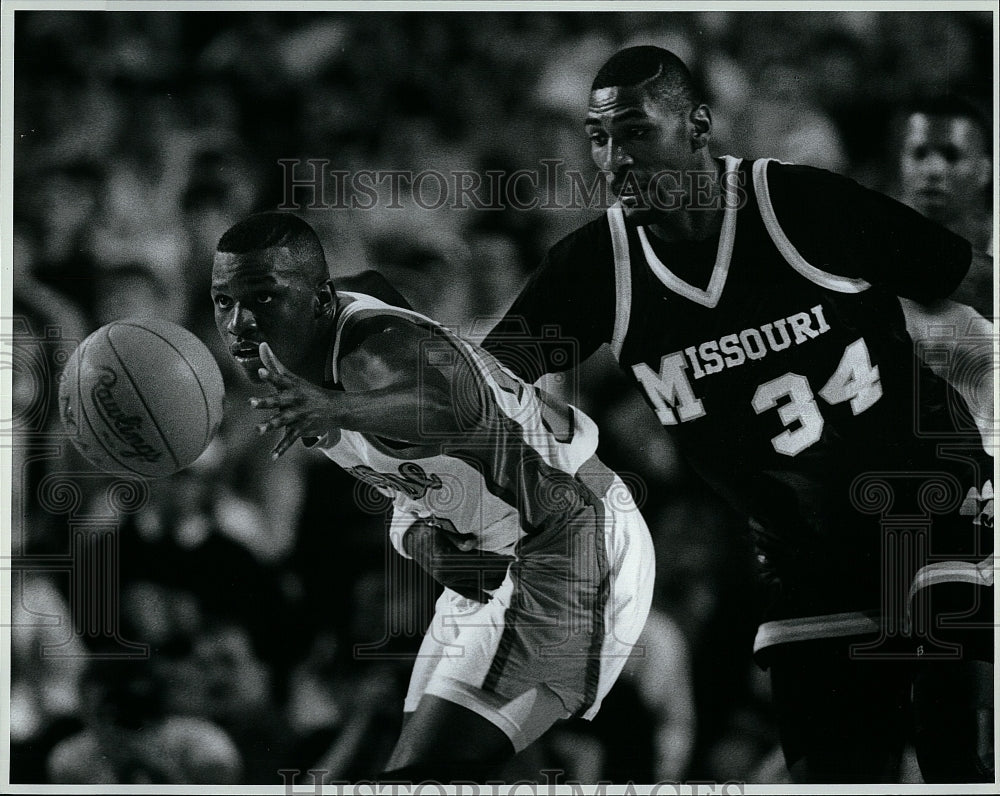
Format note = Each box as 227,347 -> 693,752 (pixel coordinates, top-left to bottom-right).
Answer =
385,696 -> 515,781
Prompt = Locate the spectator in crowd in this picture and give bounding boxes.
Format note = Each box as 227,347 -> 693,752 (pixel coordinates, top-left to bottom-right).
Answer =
46,658 -> 242,784
893,95 -> 993,315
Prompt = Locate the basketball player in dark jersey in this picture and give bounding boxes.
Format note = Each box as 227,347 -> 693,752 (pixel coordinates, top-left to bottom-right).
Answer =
481,46 -> 994,784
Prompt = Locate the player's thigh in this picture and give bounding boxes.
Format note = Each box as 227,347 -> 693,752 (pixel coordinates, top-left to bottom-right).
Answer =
767,638 -> 910,783
908,574 -> 994,781
912,658 -> 994,783
399,588 -> 572,753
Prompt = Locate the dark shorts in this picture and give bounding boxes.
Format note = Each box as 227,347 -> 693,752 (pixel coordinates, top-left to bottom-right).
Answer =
761,568 -> 993,782
765,625 -> 994,783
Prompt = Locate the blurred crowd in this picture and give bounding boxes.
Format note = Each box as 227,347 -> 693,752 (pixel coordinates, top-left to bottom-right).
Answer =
8,9 -> 993,785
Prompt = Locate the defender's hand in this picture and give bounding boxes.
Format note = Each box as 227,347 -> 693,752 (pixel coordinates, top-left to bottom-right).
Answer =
250,343 -> 339,458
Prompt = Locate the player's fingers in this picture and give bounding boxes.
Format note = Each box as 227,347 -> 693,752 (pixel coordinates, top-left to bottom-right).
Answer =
249,393 -> 296,411
257,365 -> 293,389
256,408 -> 303,434
249,394 -> 280,410
271,427 -> 300,459
259,342 -> 291,377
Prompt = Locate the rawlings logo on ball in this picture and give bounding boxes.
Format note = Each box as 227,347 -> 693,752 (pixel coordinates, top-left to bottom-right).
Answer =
91,368 -> 164,464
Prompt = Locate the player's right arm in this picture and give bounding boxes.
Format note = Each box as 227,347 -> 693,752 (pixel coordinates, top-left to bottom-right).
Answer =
481,220 -> 618,383
252,315 -> 486,455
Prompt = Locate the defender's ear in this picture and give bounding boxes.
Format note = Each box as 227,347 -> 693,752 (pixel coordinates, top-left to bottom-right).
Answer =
690,104 -> 713,151
315,279 -> 335,317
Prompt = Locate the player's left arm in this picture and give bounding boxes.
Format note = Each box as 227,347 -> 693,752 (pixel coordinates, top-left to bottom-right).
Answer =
899,296 -> 995,441
770,162 -> 995,437
766,161 -> 975,304
251,321 -> 485,457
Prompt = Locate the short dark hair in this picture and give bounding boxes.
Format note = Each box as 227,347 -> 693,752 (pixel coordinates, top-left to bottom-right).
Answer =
591,46 -> 701,111
895,95 -> 991,152
217,212 -> 329,284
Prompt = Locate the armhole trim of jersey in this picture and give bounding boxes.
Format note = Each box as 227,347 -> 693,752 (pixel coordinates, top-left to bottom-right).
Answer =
327,298 -> 357,383
327,292 -> 433,383
607,204 -> 633,362
752,158 -> 872,295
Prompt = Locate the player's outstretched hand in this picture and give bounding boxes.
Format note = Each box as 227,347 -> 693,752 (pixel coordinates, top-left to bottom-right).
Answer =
250,342 -> 339,459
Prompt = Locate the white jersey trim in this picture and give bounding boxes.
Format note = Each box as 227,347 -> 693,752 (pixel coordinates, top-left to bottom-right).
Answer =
328,290 -> 443,384
907,554 -> 995,604
628,154 -> 742,310
752,158 -> 872,295
607,205 -> 633,362
753,610 -> 881,653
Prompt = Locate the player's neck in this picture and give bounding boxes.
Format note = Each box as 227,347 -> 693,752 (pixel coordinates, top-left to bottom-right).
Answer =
303,318 -> 340,386
645,157 -> 725,244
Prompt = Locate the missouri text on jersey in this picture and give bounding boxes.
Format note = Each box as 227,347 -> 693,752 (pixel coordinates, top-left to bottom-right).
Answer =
633,303 -> 833,424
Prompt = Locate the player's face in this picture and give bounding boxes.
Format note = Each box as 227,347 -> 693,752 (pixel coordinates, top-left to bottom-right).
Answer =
211,247 -> 327,382
585,85 -> 702,221
899,113 -> 989,224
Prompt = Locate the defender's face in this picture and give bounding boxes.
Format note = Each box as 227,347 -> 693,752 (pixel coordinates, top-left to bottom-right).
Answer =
211,247 -> 322,382
586,85 -> 695,221
899,113 -> 989,223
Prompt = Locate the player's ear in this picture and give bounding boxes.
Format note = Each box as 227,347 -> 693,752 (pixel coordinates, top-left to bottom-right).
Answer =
690,104 -> 712,151
974,156 -> 991,191
314,279 -> 335,318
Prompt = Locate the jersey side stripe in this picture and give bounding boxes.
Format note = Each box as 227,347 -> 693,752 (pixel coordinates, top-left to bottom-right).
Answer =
607,204 -> 633,362
752,158 -> 872,295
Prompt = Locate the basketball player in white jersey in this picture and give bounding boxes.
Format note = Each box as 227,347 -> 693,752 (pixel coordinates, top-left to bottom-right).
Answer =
210,211 -> 655,783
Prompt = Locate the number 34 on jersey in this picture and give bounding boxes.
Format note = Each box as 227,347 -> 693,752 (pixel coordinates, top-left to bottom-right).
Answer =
633,334 -> 883,458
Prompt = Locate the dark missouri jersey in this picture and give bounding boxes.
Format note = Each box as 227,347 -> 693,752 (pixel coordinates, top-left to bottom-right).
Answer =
484,157 -> 992,623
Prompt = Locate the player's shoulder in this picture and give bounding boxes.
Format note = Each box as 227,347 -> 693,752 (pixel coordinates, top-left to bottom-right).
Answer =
545,213 -> 614,266
756,158 -> 861,206
752,159 -> 880,252
336,270 -> 413,311
338,292 -> 422,343
335,294 -> 428,388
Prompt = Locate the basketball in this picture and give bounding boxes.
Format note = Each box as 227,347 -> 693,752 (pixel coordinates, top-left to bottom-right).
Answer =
58,319 -> 225,477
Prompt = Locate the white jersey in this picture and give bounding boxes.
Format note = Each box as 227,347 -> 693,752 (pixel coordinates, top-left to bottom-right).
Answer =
314,292 -> 604,559
313,293 -> 655,743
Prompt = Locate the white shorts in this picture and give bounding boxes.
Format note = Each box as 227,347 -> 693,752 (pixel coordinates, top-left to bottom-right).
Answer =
403,474 -> 655,752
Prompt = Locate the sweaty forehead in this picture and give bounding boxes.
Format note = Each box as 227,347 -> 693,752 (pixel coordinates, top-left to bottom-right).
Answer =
904,113 -> 986,153
586,85 -> 659,123
213,247 -> 307,283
